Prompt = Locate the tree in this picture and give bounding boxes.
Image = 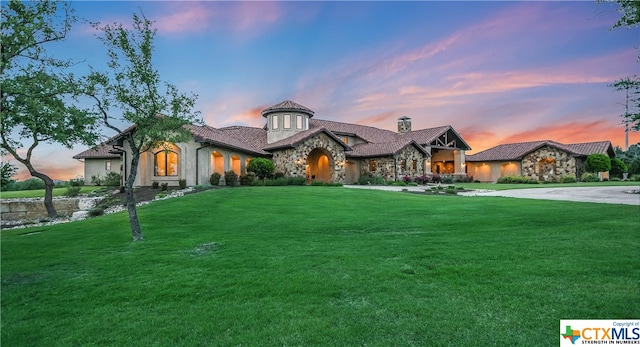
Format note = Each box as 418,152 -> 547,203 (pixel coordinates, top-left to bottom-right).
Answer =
610,157 -> 628,178
609,76 -> 640,137
607,0 -> 640,29
1,159 -> 17,190
247,157 -> 275,180
585,153 -> 612,173
603,1 -> 640,131
86,12 -> 200,241
1,0 -> 100,217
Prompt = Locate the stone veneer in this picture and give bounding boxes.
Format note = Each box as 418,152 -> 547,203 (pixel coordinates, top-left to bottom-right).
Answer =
521,145 -> 576,181
359,145 -> 425,181
271,132 -> 346,182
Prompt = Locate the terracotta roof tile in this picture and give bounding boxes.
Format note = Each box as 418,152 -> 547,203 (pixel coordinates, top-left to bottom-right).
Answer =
348,139 -> 428,158
73,144 -> 121,159
309,119 -> 397,143
466,140 -> 613,162
263,127 -> 351,151
262,100 -> 314,117
189,125 -> 269,155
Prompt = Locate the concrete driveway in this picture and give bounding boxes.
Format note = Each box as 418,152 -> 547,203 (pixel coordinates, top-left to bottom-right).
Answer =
345,185 -> 640,205
459,186 -> 640,205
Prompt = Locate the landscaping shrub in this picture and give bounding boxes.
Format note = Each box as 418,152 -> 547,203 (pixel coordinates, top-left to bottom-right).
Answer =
441,176 -> 454,184
104,172 -> 122,186
246,158 -> 275,180
210,173 -> 221,185
402,175 -> 412,183
413,175 -> 429,185
91,175 -> 103,186
161,183 -> 168,191
585,153 -> 611,173
65,186 -> 81,197
430,174 -> 441,183
408,182 -> 418,186
610,158 -> 628,179
391,181 -> 407,186
560,174 -> 577,183
630,174 -> 640,181
581,172 -> 600,182
527,179 -> 540,184
178,179 -> 187,189
445,187 -> 457,194
240,172 -> 256,186
287,176 -> 306,185
88,207 -> 104,217
225,171 -> 238,186
358,174 -> 385,185
497,175 -> 528,184
69,178 -> 84,187
152,181 -> 160,189
274,172 -> 285,179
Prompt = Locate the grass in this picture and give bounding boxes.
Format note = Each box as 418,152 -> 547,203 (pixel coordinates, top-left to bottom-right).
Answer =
2,187 -> 638,346
0,186 -> 99,199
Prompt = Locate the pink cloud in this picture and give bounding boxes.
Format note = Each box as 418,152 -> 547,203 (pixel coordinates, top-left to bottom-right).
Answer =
154,3 -> 214,34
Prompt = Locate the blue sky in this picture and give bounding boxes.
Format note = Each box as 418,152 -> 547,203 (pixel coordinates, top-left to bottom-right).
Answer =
6,0 -> 640,180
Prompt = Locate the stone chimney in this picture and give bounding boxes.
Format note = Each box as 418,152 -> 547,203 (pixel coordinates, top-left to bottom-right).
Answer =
398,116 -> 411,134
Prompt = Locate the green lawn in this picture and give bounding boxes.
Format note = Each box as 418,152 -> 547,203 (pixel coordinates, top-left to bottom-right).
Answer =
0,186 -> 97,199
2,187 -> 638,346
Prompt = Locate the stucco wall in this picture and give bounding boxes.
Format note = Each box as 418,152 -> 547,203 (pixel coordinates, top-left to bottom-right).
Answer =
467,162 -> 522,182
83,158 -> 122,185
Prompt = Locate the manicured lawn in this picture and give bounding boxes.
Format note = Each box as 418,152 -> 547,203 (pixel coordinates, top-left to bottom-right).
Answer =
2,187 -> 638,346
0,186 -> 97,199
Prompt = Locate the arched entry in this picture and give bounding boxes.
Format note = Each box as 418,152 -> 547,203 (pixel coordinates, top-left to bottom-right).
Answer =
306,148 -> 333,182
538,158 -> 556,181
230,155 -> 241,174
211,151 -> 224,175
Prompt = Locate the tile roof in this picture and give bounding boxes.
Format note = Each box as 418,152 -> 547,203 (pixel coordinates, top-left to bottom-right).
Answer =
348,140 -> 428,158
466,140 -> 613,162
73,144 -> 122,159
309,119 -> 398,143
262,100 -> 315,117
566,141 -> 614,156
188,124 -> 269,155
263,127 -> 352,151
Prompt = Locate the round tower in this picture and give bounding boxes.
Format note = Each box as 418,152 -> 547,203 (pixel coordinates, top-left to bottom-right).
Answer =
262,100 -> 314,144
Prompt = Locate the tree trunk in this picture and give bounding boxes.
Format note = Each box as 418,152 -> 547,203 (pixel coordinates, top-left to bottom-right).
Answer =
125,147 -> 143,241
30,169 -> 58,218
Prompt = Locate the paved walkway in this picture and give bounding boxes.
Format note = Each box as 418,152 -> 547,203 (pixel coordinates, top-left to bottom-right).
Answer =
344,185 -> 640,206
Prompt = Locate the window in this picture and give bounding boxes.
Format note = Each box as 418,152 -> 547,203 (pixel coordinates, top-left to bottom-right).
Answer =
412,160 -> 417,171
272,115 -> 278,129
304,117 -> 308,130
369,160 -> 377,172
105,160 -> 111,171
296,115 -> 302,129
155,150 -> 178,176
343,137 -> 349,145
284,114 -> 291,129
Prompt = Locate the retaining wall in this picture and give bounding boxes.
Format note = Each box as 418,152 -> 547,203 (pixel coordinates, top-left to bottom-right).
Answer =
1,198 -> 100,221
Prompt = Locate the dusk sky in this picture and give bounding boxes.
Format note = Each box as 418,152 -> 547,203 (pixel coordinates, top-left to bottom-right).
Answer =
6,0 -> 640,181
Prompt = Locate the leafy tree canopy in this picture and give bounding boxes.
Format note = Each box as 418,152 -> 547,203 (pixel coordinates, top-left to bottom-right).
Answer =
585,153 -> 612,173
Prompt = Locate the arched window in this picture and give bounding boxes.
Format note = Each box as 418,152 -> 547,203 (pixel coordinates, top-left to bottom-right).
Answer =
155,150 -> 178,176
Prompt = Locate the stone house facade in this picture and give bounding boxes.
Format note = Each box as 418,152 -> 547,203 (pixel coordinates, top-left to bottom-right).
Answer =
465,140 -> 615,182
74,100 -> 471,186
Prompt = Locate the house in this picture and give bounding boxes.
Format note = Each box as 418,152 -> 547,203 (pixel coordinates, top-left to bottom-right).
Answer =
73,143 -> 123,185
465,140 -> 615,182
74,100 -> 471,186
